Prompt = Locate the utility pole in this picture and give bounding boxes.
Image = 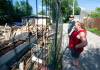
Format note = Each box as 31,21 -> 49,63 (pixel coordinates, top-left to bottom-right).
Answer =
73,0 -> 75,16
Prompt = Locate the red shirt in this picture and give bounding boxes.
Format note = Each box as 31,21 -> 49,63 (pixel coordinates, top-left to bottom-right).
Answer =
69,30 -> 86,53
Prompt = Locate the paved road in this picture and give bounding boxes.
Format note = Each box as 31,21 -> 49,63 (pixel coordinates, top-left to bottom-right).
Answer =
62,24 -> 100,70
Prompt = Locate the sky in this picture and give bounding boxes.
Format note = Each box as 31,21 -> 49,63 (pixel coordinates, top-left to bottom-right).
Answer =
13,0 -> 100,14
28,0 -> 42,14
78,0 -> 100,11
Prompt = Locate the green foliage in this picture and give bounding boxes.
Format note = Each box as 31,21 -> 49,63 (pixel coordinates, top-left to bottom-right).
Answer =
88,28 -> 100,36
38,10 -> 46,15
90,7 -> 100,18
90,12 -> 100,18
74,7 -> 81,15
0,0 -> 14,24
42,0 -> 81,23
14,1 -> 32,17
96,7 -> 100,13
0,0 -> 14,15
0,0 -> 32,25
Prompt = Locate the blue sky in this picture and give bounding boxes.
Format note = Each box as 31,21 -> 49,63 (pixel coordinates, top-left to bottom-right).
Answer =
13,0 -> 100,14
28,0 -> 42,14
78,0 -> 100,10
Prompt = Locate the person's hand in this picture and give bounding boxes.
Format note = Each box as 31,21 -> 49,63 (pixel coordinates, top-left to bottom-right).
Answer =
75,45 -> 79,48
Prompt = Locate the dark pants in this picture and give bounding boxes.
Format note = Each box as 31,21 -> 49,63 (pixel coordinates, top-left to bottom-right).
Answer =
70,49 -> 81,59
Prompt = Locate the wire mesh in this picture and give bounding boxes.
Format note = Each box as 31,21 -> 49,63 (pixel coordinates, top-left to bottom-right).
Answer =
0,0 -> 63,70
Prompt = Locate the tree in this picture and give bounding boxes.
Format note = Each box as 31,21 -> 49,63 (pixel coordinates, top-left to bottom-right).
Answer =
90,7 -> 100,18
42,0 -> 57,22
0,0 -> 32,25
96,7 -> 100,13
0,0 -> 14,15
74,7 -> 81,15
38,10 -> 46,15
42,0 -> 81,22
14,0 -> 32,19
0,0 -> 14,25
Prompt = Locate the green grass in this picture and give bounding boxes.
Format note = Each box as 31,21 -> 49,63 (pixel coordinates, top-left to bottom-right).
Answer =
88,28 -> 100,36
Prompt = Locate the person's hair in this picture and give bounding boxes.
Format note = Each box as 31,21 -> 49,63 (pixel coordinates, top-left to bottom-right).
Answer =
76,21 -> 86,30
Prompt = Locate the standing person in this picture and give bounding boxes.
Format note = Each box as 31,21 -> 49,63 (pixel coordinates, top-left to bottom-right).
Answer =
68,15 -> 75,36
69,21 -> 87,68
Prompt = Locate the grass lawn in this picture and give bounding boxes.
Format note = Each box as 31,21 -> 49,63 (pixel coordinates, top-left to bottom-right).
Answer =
88,28 -> 100,36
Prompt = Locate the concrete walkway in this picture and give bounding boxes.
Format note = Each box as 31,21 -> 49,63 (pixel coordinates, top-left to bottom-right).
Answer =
62,24 -> 100,70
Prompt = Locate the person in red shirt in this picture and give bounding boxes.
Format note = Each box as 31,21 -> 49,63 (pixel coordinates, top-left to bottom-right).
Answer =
69,21 -> 87,68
